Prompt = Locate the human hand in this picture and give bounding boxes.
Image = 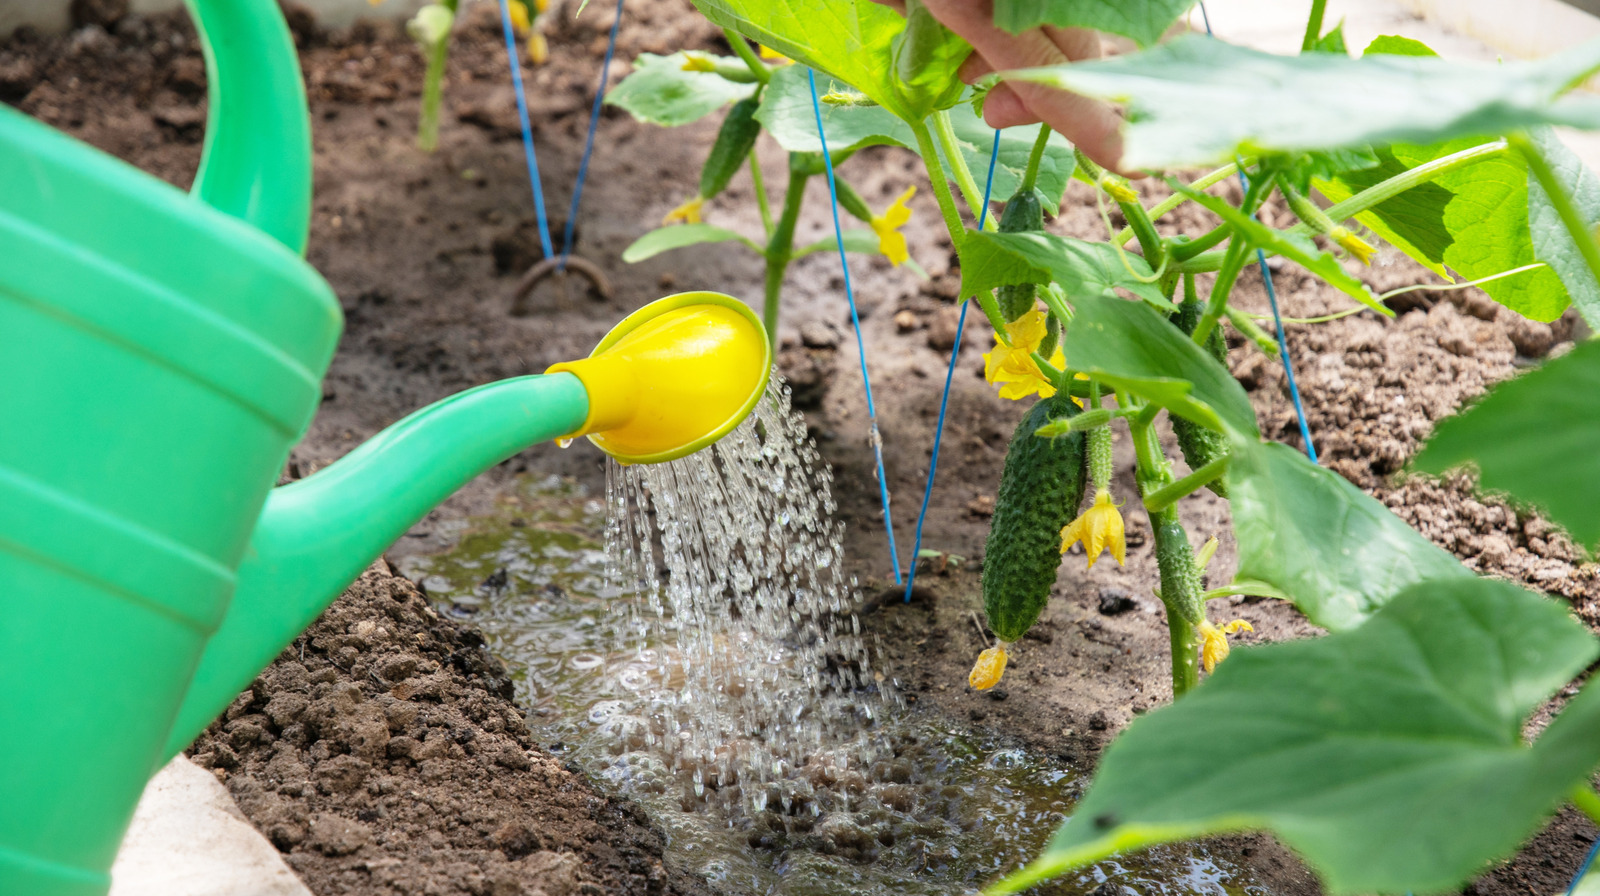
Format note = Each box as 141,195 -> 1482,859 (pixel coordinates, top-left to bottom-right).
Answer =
883,0 -> 1130,175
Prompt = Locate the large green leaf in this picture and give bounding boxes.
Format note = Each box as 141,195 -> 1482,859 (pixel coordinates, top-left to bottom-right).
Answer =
689,0 -> 967,119
1312,39 -> 1579,322
1527,128 -> 1600,327
756,67 -> 1077,213
959,231 -> 1172,311
992,0 -> 1194,48
1057,295 -> 1257,436
989,577 -> 1600,896
1228,438 -> 1469,632
621,224 -> 758,262
1172,181 -> 1385,314
1005,34 -> 1600,170
892,0 -> 968,114
604,53 -> 757,126
1413,338 -> 1600,549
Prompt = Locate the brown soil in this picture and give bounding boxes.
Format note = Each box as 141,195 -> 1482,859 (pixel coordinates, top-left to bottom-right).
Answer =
7,4 -> 1598,896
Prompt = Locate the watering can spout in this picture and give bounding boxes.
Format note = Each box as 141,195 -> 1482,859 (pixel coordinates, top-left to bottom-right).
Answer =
162,293 -> 769,758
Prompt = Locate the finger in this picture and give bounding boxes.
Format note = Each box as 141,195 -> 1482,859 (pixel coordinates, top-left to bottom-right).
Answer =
1042,25 -> 1101,62
979,85 -> 1038,130
958,52 -> 993,84
1009,79 -> 1130,175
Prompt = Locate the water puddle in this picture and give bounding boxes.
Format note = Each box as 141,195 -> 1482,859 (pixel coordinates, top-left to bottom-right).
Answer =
399,380 -> 1270,896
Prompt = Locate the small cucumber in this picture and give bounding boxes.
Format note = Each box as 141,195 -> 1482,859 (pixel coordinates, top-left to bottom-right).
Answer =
1172,298 -> 1230,498
698,97 -> 761,201
981,393 -> 1088,643
995,187 -> 1045,322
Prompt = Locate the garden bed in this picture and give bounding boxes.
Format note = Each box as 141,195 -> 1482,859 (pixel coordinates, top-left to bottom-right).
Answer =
6,3 -> 1598,894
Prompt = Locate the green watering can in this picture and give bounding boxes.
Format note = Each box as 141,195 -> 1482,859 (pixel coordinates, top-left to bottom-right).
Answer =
0,2 -> 770,892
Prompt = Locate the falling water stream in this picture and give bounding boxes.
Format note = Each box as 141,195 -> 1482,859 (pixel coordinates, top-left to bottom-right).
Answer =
399,376 -> 1268,895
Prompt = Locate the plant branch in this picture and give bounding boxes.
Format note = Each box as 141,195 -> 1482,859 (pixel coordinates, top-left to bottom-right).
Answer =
1226,305 -> 1282,354
1127,396 -> 1203,697
911,116 -> 1009,332
723,28 -> 770,84
932,110 -> 997,231
1115,162 -> 1240,246
748,147 -> 773,236
1302,140 -> 1510,231
762,160 -> 810,347
1143,454 -> 1230,513
1021,124 -> 1052,192
1301,0 -> 1328,51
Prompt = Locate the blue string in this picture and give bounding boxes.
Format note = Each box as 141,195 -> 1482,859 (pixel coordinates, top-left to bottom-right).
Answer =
807,68 -> 902,585
1198,2 -> 1318,462
495,0 -> 554,260
1569,837 -> 1600,896
559,0 -> 627,270
903,130 -> 1002,602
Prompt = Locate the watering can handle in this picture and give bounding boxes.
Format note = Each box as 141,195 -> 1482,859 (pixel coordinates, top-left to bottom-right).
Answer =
185,0 -> 312,254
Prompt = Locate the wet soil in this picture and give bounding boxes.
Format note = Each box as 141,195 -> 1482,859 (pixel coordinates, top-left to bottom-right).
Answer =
7,4 -> 1599,895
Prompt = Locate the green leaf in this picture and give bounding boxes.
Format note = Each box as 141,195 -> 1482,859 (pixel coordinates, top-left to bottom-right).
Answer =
1364,34 -> 1436,57
892,0 -> 969,114
621,224 -> 758,262
1005,34 -> 1600,170
1056,295 -> 1258,436
1308,22 -> 1348,55
794,227 -> 880,258
959,231 -> 1174,311
604,53 -> 757,126
757,68 -> 1077,213
990,577 -> 1600,896
1312,38 -> 1576,321
992,0 -> 1194,48
1526,128 -> 1600,327
1228,438 -> 1470,632
1413,338 -> 1600,549
689,0 -> 968,119
1172,180 -> 1386,315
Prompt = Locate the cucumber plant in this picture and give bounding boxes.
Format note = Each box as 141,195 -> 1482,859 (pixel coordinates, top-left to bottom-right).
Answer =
676,0 -> 1600,891
397,0 -> 545,152
605,29 -> 1080,345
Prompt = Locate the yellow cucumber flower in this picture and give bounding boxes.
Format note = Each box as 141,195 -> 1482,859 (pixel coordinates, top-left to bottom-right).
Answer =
870,186 -> 916,266
1330,226 -> 1377,265
681,53 -> 717,73
527,30 -> 548,65
758,44 -> 793,65
1059,488 -> 1125,569
662,195 -> 704,225
1198,618 -> 1255,673
983,309 -> 1064,401
507,0 -> 531,35
533,0 -> 549,12
969,642 -> 1009,690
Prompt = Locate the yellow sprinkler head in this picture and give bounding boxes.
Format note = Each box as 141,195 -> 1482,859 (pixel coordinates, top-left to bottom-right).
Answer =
545,292 -> 771,465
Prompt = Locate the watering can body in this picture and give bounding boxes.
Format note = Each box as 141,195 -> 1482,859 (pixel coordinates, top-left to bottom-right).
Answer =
0,1 -> 769,891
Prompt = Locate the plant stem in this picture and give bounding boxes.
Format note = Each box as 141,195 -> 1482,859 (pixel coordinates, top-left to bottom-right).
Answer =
1115,162 -> 1241,246
1143,455 -> 1230,513
1572,786 -> 1600,828
762,159 -> 810,347
1226,305 -> 1282,354
723,28 -> 770,84
1120,197 -> 1166,272
749,147 -> 773,237
1311,140 -> 1509,228
416,13 -> 456,151
1021,124 -> 1052,192
1191,169 -> 1276,346
1301,0 -> 1328,51
911,117 -> 1009,333
1512,133 -> 1600,297
932,110 -> 996,230
1166,608 -> 1200,697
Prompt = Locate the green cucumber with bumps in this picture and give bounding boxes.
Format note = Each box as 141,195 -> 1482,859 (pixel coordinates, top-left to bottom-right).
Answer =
698,96 -> 761,200
981,392 -> 1088,643
996,187 -> 1045,322
1172,298 -> 1230,498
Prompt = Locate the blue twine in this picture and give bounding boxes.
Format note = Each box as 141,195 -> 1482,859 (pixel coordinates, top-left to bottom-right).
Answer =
559,0 -> 627,270
904,130 -> 1003,602
807,68 -> 902,585
495,0 -> 554,260
1569,837 -> 1600,896
1198,2 -> 1318,462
